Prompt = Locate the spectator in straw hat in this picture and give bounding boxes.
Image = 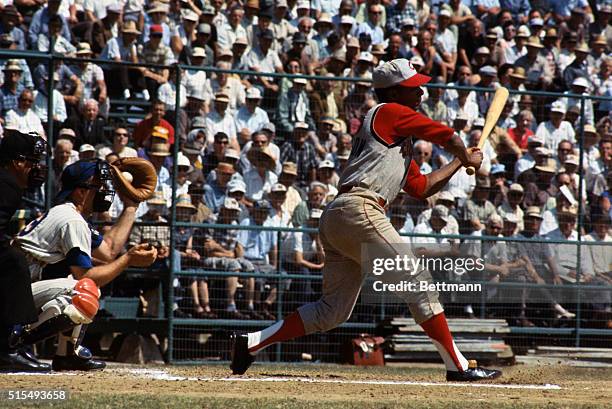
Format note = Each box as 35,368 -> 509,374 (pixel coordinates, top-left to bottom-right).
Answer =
204,61 -> 246,112
563,41 -> 591,89
278,162 -> 305,217
204,92 -> 239,149
515,36 -> 554,89
71,43 -> 108,113
0,60 -> 24,117
523,158 -> 558,208
234,87 -> 270,145
497,183 -> 525,232
244,146 -> 278,202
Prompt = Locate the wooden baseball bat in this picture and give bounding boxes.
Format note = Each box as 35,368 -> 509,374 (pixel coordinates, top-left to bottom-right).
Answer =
465,87 -> 510,176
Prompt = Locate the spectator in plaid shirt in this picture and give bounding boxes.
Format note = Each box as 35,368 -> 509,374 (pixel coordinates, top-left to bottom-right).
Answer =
0,60 -> 24,118
128,192 -> 171,268
385,0 -> 417,35
280,122 -> 319,189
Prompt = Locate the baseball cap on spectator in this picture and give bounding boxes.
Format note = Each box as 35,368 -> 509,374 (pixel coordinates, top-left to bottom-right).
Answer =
106,3 -> 122,13
281,162 -> 298,175
431,205 -> 449,222
262,123 -> 276,134
150,143 -> 171,157
58,128 -> 76,140
292,77 -> 308,86
341,15 -> 355,26
371,44 -> 386,56
491,163 -> 505,175
222,197 -> 241,211
76,42 -> 93,55
202,5 -> 216,14
122,21 -> 141,35
525,206 -> 543,219
315,13 -> 333,27
182,139 -> 205,155
246,87 -> 262,100
318,160 -> 335,170
572,77 -> 589,88
227,179 -> 247,193
224,148 -> 241,161
509,183 -> 524,193
337,152 -> 350,161
529,18 -> 544,27
321,117 -> 335,127
550,100 -> 566,114
3,60 -> 22,72
271,183 -> 287,193
182,9 -> 199,22
528,134 -> 545,146
79,144 -> 95,153
516,26 -> 530,38
346,37 -> 359,49
149,25 -> 164,35
503,213 -> 519,225
192,47 -> 207,58
310,208 -> 323,219
593,35 -> 607,46
485,29 -> 498,40
545,28 -> 558,38
526,37 -> 544,48
276,0 -> 288,8
259,29 -> 274,40
191,117 -> 207,130
358,32 -> 372,42
479,65 -> 497,77
294,121 -> 309,130
292,32 -> 307,44
217,162 -> 235,175
151,126 -> 169,140
234,37 -> 248,46
475,46 -> 490,55
358,52 -> 374,63
475,176 -> 491,188
455,111 -> 469,122
439,8 -> 451,18
373,59 -> 431,88
214,92 -> 230,103
401,17 -> 415,27
217,48 -> 233,59
197,23 -> 212,34
409,56 -> 425,68
584,124 -> 597,136
297,0 -> 310,9
177,153 -> 193,172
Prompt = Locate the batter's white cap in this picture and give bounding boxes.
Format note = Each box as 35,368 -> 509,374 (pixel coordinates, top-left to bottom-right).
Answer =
372,59 -> 431,89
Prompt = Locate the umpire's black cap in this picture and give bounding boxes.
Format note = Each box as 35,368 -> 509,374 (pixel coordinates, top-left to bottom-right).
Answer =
0,130 -> 46,162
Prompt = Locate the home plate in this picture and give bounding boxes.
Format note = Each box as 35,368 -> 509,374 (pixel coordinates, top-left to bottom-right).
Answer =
123,369 -> 561,390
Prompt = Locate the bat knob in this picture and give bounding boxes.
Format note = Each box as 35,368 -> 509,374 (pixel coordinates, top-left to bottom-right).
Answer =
466,166 -> 476,176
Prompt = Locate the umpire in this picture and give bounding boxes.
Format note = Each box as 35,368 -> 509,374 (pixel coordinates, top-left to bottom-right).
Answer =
0,130 -> 49,372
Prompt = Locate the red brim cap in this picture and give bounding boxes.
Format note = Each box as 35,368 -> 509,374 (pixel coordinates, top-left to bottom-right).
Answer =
398,73 -> 431,87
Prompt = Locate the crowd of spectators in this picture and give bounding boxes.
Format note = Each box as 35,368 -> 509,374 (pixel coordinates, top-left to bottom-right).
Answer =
0,0 -> 610,326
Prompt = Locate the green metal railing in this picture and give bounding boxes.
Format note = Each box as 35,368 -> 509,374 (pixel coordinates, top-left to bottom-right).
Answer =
2,48 -> 611,363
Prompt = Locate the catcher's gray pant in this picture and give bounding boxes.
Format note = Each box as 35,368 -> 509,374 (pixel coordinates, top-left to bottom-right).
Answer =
298,188 -> 443,335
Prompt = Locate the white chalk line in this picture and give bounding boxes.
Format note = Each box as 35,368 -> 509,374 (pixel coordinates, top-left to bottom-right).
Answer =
123,368 -> 562,390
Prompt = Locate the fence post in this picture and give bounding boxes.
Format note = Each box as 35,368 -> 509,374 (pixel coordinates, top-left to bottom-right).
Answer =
44,52 -> 55,210
275,229 -> 283,362
574,94 -> 587,347
166,65 -> 182,363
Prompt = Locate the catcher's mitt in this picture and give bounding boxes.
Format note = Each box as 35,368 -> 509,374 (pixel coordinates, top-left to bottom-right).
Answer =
109,157 -> 158,203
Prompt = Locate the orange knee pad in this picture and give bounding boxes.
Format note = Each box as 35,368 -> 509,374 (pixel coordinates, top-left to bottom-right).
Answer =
72,278 -> 100,321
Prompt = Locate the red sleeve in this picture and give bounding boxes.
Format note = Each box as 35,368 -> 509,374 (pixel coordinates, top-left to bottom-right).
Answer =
371,103 -> 454,147
402,160 -> 427,199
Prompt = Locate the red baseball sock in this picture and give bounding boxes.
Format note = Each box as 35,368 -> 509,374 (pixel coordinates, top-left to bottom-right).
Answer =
247,311 -> 306,355
420,312 -> 468,372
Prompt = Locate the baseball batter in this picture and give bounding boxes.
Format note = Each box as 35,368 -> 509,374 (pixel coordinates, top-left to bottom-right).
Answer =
13,159 -> 157,371
231,59 -> 501,381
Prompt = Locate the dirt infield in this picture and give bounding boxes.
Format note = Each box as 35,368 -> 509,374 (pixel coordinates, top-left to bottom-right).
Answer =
1,362 -> 611,408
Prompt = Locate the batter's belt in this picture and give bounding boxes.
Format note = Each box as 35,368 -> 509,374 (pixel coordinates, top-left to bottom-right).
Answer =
337,185 -> 388,210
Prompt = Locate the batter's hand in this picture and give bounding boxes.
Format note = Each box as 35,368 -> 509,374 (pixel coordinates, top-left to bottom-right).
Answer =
464,147 -> 483,170
127,243 -> 158,267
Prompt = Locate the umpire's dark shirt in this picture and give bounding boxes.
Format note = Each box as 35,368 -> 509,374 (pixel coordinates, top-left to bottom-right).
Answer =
0,168 -> 23,241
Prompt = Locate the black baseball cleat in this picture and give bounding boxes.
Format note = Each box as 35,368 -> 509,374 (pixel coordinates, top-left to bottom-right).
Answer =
52,355 -> 106,371
230,331 -> 254,375
446,360 -> 502,382
17,347 -> 52,372
0,352 -> 51,373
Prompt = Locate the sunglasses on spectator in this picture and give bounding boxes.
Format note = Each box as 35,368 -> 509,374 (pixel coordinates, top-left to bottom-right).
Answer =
370,10 -> 382,14
215,140 -> 229,144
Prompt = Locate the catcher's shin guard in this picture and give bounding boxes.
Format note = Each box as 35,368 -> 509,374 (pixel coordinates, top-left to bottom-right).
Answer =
20,278 -> 100,345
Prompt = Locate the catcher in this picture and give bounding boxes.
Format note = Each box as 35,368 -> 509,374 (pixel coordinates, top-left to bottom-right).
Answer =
12,157 -> 158,371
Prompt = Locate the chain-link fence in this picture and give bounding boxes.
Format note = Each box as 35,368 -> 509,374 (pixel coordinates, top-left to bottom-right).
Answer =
2,48 -> 611,364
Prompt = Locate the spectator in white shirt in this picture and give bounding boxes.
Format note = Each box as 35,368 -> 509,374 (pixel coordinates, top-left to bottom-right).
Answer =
4,89 -> 45,137
217,6 -> 248,49
234,87 -> 270,145
244,146 -> 279,203
535,100 -> 576,152
204,61 -> 246,112
205,92 -> 239,149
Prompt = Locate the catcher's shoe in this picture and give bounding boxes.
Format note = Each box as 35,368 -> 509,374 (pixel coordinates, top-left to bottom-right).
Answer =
52,349 -> 106,372
0,351 -> 51,373
446,360 -> 502,382
230,331 -> 254,375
